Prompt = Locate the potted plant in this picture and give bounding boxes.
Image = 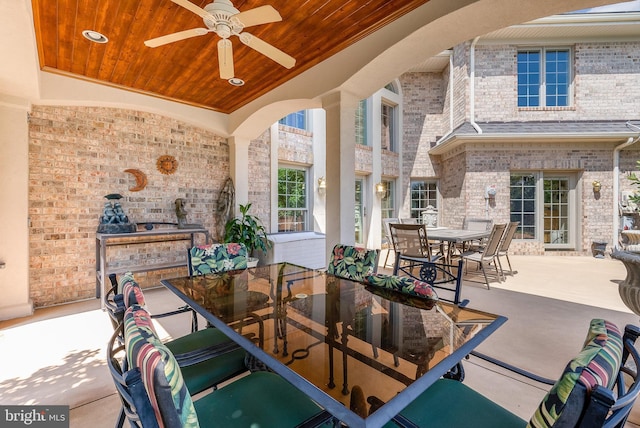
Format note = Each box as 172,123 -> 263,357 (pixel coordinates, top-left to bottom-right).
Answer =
611,160 -> 640,317
224,203 -> 271,267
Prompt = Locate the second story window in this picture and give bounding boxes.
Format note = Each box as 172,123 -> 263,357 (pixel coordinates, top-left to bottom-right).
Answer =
279,110 -> 308,130
355,100 -> 368,146
277,167 -> 308,232
381,101 -> 397,151
518,48 -> 571,107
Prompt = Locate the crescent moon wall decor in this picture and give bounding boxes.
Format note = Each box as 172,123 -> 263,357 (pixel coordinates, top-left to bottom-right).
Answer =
124,168 -> 148,192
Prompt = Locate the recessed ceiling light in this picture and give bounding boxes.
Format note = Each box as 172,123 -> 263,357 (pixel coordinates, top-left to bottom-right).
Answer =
82,30 -> 108,44
228,77 -> 245,86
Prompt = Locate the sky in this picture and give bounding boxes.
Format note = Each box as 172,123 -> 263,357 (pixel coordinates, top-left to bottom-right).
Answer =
570,0 -> 640,13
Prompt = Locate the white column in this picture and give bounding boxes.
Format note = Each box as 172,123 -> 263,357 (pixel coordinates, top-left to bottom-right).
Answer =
322,91 -> 359,253
228,136 -> 251,214
0,96 -> 32,320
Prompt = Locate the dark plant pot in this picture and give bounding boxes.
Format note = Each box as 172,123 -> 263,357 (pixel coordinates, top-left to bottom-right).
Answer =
611,249 -> 640,317
591,240 -> 607,258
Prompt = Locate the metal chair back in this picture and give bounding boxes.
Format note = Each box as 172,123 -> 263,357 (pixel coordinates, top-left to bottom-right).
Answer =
389,223 -> 432,259
463,217 -> 493,231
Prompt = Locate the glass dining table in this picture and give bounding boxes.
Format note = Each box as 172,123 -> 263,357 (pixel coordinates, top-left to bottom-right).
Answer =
161,262 -> 506,428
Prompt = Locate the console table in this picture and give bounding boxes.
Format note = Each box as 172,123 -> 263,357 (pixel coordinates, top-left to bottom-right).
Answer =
95,227 -> 210,306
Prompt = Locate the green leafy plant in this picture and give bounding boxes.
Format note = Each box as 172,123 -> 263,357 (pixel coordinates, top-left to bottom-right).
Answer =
629,161 -> 640,205
224,203 -> 271,257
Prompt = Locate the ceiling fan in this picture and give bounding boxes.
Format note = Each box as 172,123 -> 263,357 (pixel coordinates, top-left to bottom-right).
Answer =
145,0 -> 296,80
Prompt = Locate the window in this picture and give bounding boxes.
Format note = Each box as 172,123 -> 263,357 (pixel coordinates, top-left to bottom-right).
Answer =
510,174 -> 536,239
517,48 -> 571,107
277,167 -> 308,232
410,180 -> 438,220
381,102 -> 397,151
380,179 -> 395,241
279,110 -> 308,130
355,100 -> 367,146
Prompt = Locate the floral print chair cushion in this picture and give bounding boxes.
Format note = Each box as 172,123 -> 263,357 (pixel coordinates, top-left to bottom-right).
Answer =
327,244 -> 380,282
124,304 -> 199,427
188,243 -> 248,276
527,319 -> 623,428
364,274 -> 439,302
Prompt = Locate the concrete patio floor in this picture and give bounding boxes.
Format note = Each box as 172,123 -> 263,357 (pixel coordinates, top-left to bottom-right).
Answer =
1,254 -> 640,427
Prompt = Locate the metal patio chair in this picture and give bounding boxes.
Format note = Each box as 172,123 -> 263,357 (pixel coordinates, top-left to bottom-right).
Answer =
461,223 -> 507,289
369,319 -> 640,428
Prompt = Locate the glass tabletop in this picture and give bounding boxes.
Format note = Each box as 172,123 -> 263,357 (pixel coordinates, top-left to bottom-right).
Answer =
162,262 -> 505,427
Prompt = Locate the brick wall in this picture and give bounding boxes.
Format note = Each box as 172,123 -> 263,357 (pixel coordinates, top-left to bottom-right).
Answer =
249,129 -> 272,231
29,105 -> 230,306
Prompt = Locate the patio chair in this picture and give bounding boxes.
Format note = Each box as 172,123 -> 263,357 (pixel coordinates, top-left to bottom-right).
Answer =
382,218 -> 399,268
461,223 -> 506,289
105,275 -> 247,396
108,272 -> 199,332
399,217 -> 419,224
371,319 -> 640,428
497,221 -> 519,277
187,242 -> 269,348
459,217 -> 494,252
187,242 -> 248,276
122,304 -> 332,428
389,223 -> 441,276
392,257 -> 465,305
327,244 -> 380,282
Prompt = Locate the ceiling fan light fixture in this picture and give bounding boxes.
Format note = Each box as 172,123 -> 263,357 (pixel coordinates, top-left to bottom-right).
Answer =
228,77 -> 245,86
82,30 -> 108,43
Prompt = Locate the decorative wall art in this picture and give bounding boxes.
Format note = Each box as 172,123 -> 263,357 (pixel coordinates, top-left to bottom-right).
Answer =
124,168 -> 148,192
156,155 -> 178,175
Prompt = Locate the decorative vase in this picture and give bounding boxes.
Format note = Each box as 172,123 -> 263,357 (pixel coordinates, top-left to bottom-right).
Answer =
611,249 -> 640,316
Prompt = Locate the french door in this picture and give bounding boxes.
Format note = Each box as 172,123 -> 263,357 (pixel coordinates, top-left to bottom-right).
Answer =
543,177 -> 571,246
355,178 -> 366,245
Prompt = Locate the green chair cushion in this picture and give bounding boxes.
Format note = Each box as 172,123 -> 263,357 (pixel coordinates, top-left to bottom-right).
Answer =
327,244 -> 379,282
193,371 -> 327,428
386,378 -> 527,428
527,319 -> 623,427
364,274 -> 439,301
166,328 -> 247,395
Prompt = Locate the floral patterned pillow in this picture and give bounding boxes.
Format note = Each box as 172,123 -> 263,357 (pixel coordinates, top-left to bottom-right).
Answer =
188,243 -> 248,276
527,319 -> 623,428
327,244 -> 379,282
364,274 -> 438,301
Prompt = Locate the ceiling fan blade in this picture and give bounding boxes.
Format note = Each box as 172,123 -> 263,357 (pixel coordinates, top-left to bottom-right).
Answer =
238,33 -> 296,69
144,28 -> 209,47
218,39 -> 235,80
233,6 -> 282,28
171,0 -> 210,19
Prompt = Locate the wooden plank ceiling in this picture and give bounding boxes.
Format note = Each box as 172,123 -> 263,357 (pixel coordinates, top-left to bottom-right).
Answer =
31,0 -> 430,114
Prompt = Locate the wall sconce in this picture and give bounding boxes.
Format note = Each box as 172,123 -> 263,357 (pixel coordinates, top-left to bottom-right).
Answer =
317,177 -> 326,192
592,180 -> 602,193
375,182 -> 386,196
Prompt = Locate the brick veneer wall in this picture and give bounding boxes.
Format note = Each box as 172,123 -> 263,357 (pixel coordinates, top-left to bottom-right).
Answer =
29,105 -> 231,307
249,129 -> 272,231
460,142 -> 620,255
